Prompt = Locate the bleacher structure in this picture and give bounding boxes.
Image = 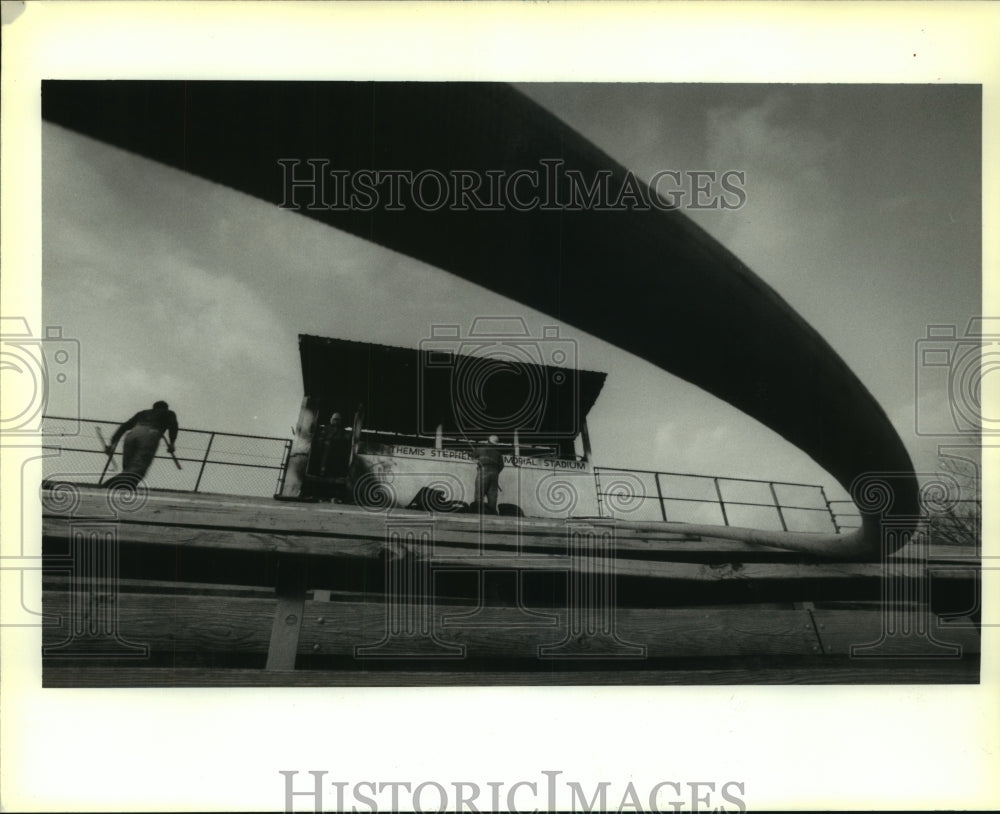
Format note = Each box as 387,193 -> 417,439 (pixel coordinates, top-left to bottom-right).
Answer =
39,334 -> 980,686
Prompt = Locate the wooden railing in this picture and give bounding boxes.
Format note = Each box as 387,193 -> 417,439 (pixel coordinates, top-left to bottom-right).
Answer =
40,483 -> 980,686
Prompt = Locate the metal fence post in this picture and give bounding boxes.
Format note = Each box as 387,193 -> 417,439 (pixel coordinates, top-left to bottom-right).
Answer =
594,467 -> 605,519
768,482 -> 788,531
713,477 -> 729,526
653,472 -> 667,522
820,485 -> 839,533
194,432 -> 215,494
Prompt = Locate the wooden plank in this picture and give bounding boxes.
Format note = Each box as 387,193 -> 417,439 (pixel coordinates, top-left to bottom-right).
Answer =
265,558 -> 307,670
42,511 -> 686,570
42,661 -> 980,687
429,555 -> 939,583
40,487 -> 803,559
42,575 -> 274,598
42,489 -> 978,615
40,485 -> 774,548
810,609 -> 980,657
43,515 -> 385,559
46,582 -> 982,668
889,541 -> 981,563
42,521 -> 975,615
41,500 -> 726,557
42,592 -> 819,659
43,489 -> 977,571
325,606 -> 822,660
43,514 -> 954,587
266,593 -> 305,669
43,591 -> 275,653
301,604 -> 822,659
46,485 -> 975,563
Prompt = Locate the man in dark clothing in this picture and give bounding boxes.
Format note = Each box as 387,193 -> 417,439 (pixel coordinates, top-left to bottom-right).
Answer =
317,412 -> 353,501
318,413 -> 350,477
470,434 -> 504,514
104,401 -> 179,486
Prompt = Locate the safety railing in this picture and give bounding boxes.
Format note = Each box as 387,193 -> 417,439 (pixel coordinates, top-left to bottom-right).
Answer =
41,416 -> 291,498
594,466 -> 856,534
826,499 -> 863,533
40,416 -> 861,531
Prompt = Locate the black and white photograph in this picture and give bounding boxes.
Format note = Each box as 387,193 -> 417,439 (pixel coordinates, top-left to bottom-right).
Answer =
2,2 -> 998,812
35,80 -> 984,686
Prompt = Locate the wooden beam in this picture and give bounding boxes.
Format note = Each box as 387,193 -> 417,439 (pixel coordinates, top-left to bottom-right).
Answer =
41,514 -> 966,586
44,485 -> 979,562
265,558 -> 307,670
810,609 -> 980,657
43,662 -> 979,687
40,592 -> 830,661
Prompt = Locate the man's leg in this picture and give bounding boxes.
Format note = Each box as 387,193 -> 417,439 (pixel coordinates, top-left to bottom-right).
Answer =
476,468 -> 488,513
122,427 -> 158,479
484,469 -> 499,514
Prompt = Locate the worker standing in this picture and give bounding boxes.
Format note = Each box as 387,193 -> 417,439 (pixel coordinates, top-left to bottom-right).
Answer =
469,434 -> 504,514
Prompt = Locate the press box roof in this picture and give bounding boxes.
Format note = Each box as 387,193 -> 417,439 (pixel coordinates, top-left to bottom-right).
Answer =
298,333 -> 606,439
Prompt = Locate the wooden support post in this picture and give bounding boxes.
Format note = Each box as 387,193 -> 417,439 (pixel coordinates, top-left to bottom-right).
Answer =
580,418 -> 593,463
265,557 -> 307,670
279,397 -> 318,499
350,404 -> 365,465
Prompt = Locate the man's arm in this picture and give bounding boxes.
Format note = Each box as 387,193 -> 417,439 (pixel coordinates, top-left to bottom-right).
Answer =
166,412 -> 179,450
107,413 -> 139,451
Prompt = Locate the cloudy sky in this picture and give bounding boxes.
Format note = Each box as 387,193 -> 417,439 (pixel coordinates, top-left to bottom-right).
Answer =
42,83 -> 981,501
